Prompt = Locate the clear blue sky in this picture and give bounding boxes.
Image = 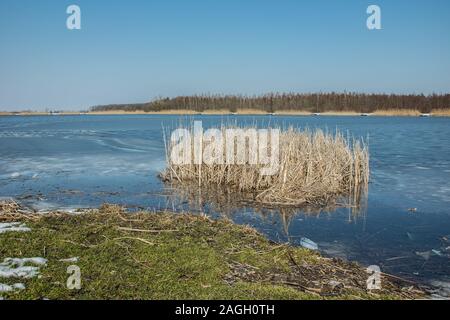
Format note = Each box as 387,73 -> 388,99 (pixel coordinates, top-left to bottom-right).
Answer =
1,0 -> 449,111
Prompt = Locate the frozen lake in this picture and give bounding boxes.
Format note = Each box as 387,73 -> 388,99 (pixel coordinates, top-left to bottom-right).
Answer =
1,114 -> 449,292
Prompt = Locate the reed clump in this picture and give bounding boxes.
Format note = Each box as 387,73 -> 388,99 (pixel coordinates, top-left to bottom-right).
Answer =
161,126 -> 369,208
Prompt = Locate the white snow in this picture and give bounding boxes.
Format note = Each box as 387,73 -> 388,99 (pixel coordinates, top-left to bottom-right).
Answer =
0,257 -> 47,279
59,257 -> 79,263
0,222 -> 31,234
0,258 -> 46,297
0,283 -> 25,293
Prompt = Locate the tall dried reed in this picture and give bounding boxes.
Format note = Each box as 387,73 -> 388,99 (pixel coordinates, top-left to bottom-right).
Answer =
431,108 -> 450,117
372,109 -> 421,116
160,126 -> 369,208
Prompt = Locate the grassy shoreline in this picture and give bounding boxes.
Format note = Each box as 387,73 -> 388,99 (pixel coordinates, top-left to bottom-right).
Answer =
1,108 -> 450,116
0,204 -> 424,300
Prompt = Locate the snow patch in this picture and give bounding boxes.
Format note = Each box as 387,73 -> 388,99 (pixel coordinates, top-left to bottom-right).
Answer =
0,222 -> 31,234
0,257 -> 47,279
59,257 -> 79,263
0,283 -> 25,293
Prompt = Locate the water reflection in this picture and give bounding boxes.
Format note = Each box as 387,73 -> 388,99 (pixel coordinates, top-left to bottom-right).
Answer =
162,183 -> 368,238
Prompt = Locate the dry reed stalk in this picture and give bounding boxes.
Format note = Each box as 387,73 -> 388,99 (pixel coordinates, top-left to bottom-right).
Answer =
0,199 -> 40,221
431,108 -> 450,117
160,125 -> 369,208
372,109 -> 421,116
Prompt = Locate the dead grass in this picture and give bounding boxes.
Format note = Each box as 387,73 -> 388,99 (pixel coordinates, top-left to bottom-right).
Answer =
0,199 -> 66,222
0,199 -> 20,214
161,126 -> 369,208
201,109 -> 233,115
372,109 -> 422,116
88,109 -> 200,115
235,108 -> 269,115
431,108 -> 450,117
0,199 -> 34,221
321,111 -> 361,116
274,110 -> 312,115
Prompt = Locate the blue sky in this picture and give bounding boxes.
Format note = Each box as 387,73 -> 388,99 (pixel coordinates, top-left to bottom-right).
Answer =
1,0 -> 449,111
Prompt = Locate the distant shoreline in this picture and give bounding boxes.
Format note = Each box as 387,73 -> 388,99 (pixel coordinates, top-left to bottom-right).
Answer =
1,108 -> 450,117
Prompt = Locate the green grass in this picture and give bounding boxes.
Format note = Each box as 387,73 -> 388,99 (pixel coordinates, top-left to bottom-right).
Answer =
0,205 -> 422,300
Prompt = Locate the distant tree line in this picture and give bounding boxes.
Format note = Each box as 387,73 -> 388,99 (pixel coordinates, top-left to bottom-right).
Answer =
91,93 -> 450,113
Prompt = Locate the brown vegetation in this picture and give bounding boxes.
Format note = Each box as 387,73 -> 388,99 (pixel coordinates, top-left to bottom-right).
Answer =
431,108 -> 450,117
160,126 -> 369,208
372,109 -> 422,116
